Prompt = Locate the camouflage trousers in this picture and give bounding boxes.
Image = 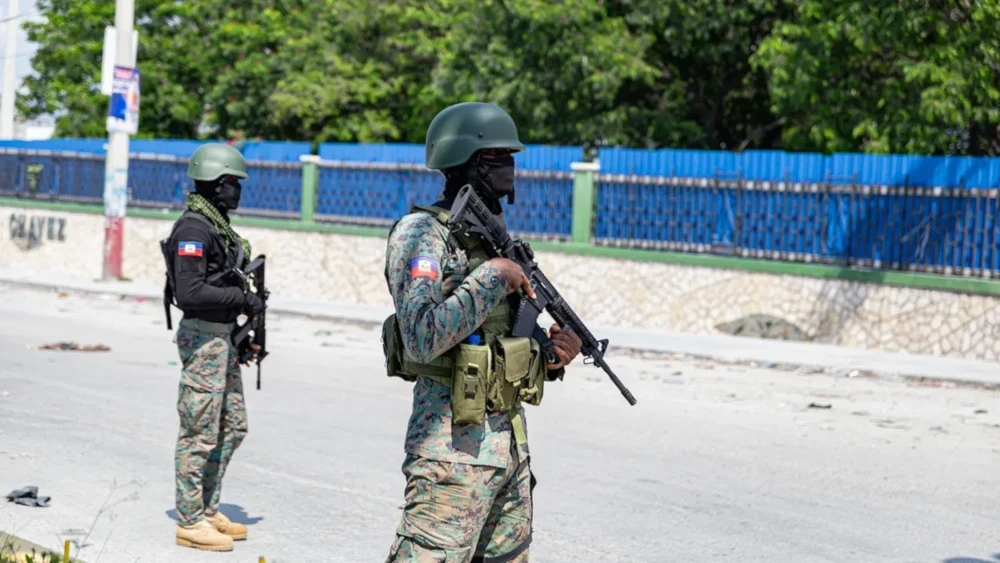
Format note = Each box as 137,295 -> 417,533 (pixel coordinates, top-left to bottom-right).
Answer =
174,318 -> 248,527
386,446 -> 535,563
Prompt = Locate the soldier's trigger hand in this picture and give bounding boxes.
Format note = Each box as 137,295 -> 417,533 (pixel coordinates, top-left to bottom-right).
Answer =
488,258 -> 535,299
547,323 -> 582,370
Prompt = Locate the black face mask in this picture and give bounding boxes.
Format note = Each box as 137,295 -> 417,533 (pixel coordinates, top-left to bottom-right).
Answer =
467,154 -> 516,218
218,178 -> 242,210
479,154 -> 515,203
442,153 -> 517,216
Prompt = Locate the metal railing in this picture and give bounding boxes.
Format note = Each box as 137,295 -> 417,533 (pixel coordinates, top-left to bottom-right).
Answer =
595,171 -> 1000,277
4,148 -> 1000,277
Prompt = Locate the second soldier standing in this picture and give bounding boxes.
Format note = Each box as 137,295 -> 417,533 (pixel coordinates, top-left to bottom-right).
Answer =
162,143 -> 264,552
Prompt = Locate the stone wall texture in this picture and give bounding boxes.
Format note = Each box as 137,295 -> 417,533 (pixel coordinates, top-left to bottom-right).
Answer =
4,205 -> 1000,362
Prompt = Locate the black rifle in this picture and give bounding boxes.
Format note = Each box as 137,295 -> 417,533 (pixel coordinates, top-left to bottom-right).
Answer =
231,254 -> 270,390
447,184 -> 638,406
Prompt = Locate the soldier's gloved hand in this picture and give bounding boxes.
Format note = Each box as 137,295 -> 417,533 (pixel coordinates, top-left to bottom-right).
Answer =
546,323 -> 582,370
243,291 -> 265,316
489,258 -> 535,299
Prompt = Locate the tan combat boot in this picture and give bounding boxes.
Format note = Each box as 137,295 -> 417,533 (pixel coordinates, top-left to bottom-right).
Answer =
176,519 -> 235,551
206,511 -> 248,540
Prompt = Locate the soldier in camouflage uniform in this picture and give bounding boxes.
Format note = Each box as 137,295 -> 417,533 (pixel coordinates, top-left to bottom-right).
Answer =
163,143 -> 264,552
381,102 -> 583,562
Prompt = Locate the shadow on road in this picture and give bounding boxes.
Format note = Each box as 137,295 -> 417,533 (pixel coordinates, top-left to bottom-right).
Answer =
941,554 -> 1000,563
164,503 -> 265,526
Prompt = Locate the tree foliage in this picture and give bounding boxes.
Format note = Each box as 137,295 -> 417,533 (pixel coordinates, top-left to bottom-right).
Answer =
751,0 -> 1000,155
17,0 -> 1000,155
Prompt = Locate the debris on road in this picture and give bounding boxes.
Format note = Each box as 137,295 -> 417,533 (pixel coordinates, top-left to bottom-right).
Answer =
808,402 -> 832,409
28,342 -> 111,352
1,451 -> 37,460
6,486 -> 50,507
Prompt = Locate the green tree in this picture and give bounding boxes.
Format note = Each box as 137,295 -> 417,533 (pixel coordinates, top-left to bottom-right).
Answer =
751,0 -> 1000,155
19,0 -> 212,138
615,0 -> 796,151
194,0 -> 306,140
431,0 -> 793,151
432,0 -> 658,150
19,0 -> 452,143
19,0 -> 115,137
266,0 -> 451,143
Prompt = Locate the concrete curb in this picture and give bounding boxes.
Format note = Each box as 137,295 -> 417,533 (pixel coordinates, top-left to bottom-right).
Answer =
0,531 -> 81,563
2,268 -> 1000,388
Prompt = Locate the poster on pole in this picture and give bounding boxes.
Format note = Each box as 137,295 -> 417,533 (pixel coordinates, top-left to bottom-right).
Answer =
100,27 -> 139,95
106,65 -> 140,134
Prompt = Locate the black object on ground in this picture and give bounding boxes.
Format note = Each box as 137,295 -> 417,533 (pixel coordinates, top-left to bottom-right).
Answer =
6,486 -> 50,507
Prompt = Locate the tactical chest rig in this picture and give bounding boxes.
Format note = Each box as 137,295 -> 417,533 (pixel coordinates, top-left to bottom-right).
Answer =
381,204 -> 549,446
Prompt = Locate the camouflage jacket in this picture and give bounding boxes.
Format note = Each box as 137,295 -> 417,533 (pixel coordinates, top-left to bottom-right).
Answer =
385,209 -> 528,469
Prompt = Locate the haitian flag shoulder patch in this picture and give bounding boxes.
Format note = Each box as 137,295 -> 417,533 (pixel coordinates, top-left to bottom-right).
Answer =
409,256 -> 439,280
178,241 -> 204,257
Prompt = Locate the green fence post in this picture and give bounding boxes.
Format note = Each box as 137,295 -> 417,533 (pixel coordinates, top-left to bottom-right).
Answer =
300,154 -> 319,224
570,160 -> 599,244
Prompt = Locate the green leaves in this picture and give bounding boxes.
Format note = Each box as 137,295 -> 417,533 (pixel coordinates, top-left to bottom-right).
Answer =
751,0 -> 1000,155
18,0 -> 1000,155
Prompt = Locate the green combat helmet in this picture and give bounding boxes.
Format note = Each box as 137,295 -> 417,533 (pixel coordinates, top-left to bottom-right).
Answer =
187,143 -> 250,182
425,102 -> 525,170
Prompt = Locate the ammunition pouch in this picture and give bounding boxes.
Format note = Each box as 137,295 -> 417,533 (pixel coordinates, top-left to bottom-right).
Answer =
381,314 -> 415,382
381,313 -> 549,421
450,341 -> 490,425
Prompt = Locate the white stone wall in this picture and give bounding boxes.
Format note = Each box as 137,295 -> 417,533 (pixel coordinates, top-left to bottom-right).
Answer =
4,205 -> 1000,361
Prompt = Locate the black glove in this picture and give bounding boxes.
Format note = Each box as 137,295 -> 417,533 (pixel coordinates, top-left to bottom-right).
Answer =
243,290 -> 265,316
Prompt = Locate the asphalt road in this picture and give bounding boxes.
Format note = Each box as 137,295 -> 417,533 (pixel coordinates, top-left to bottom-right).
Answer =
0,284 -> 998,563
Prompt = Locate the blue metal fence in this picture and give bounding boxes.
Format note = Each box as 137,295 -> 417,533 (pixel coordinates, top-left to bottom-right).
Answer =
314,161 -> 574,239
591,148 -> 1000,276
595,147 -> 1000,187
0,149 -> 303,218
5,139 -> 1000,277
595,172 -> 1000,276
318,142 -> 583,171
0,139 -> 312,162
0,150 -> 106,203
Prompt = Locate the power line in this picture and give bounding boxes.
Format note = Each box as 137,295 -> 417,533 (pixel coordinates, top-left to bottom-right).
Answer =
0,9 -> 39,24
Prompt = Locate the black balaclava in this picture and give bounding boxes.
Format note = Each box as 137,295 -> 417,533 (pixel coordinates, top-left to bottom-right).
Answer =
443,151 -> 516,216
195,176 -> 243,212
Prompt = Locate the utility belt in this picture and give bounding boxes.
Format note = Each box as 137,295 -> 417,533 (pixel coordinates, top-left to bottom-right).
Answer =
381,313 -> 548,445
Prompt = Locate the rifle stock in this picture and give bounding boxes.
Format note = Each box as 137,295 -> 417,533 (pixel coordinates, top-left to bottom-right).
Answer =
447,184 -> 638,406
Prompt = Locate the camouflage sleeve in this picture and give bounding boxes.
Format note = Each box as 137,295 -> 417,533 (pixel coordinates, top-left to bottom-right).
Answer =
386,213 -> 509,363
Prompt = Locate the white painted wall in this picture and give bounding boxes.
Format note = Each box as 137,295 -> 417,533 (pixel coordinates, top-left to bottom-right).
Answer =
3,205 -> 999,362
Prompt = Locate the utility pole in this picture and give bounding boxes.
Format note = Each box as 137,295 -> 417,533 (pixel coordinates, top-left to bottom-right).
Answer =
101,0 -> 135,280
0,0 -> 18,139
